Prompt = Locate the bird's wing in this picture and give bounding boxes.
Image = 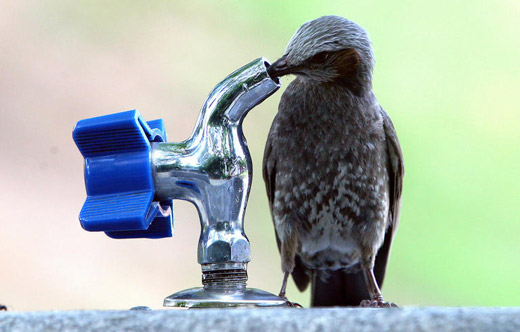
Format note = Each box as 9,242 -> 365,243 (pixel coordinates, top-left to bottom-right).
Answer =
263,128 -> 311,292
381,108 -> 404,231
262,137 -> 276,217
373,107 -> 405,286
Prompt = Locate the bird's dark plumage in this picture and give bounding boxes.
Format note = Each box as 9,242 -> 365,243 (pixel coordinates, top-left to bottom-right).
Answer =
263,15 -> 404,307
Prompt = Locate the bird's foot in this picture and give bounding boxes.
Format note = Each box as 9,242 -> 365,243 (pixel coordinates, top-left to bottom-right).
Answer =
279,294 -> 303,308
285,300 -> 303,308
360,297 -> 398,308
0,305 -> 7,311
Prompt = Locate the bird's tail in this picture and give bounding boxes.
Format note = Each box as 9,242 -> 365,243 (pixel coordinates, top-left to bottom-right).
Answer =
310,269 -> 370,307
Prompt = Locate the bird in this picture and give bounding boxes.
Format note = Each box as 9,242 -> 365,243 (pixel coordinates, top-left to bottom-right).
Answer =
263,15 -> 404,307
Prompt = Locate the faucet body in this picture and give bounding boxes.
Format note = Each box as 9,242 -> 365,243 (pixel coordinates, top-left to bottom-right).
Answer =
152,59 -> 279,268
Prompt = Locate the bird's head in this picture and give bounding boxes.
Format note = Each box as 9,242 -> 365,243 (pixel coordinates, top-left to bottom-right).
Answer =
268,16 -> 375,93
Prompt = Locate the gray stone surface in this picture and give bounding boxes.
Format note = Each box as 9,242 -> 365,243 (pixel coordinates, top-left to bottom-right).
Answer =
1,307 -> 519,332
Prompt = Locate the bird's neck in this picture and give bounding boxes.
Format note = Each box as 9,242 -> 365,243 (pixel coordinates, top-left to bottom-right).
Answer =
283,78 -> 379,127
330,76 -> 372,96
298,71 -> 373,98
279,78 -> 381,143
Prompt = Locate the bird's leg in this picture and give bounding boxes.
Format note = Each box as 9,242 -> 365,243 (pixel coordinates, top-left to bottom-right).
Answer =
359,267 -> 398,308
277,271 -> 303,308
279,271 -> 290,299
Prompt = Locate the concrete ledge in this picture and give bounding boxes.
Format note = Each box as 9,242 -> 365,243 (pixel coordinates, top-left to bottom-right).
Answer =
1,307 -> 519,332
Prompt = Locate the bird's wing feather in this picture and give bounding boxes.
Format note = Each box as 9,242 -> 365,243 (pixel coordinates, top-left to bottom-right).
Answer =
262,137 -> 276,212
373,107 -> 404,286
263,126 -> 311,292
381,107 -> 404,231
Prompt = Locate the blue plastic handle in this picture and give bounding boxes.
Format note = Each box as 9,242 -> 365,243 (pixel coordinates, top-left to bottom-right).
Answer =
73,110 -> 174,239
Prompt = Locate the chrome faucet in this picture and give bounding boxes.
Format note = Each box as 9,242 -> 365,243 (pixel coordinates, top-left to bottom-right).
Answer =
73,58 -> 287,308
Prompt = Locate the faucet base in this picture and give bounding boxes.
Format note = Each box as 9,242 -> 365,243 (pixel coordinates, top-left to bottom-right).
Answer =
163,287 -> 289,308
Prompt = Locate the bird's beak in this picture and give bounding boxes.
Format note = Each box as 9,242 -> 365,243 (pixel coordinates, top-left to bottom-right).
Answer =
267,56 -> 292,79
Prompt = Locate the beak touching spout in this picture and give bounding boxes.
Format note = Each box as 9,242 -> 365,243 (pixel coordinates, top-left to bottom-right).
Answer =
267,56 -> 292,79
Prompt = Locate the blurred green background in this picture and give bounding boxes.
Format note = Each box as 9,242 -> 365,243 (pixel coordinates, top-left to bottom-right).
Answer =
0,1 -> 519,310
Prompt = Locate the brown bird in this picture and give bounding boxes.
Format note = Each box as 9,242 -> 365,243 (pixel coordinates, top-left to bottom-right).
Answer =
263,15 -> 404,307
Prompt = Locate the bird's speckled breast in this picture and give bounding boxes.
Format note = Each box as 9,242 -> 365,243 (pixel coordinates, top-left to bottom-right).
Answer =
269,80 -> 390,270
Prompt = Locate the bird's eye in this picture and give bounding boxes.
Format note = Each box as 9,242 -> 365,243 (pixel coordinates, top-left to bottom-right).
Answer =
312,52 -> 330,63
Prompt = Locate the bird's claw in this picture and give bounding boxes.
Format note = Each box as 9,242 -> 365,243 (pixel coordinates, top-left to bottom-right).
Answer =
286,301 -> 303,308
359,299 -> 398,308
279,295 -> 303,308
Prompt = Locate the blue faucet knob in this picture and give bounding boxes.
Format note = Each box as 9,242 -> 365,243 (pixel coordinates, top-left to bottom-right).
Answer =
73,110 -> 173,239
